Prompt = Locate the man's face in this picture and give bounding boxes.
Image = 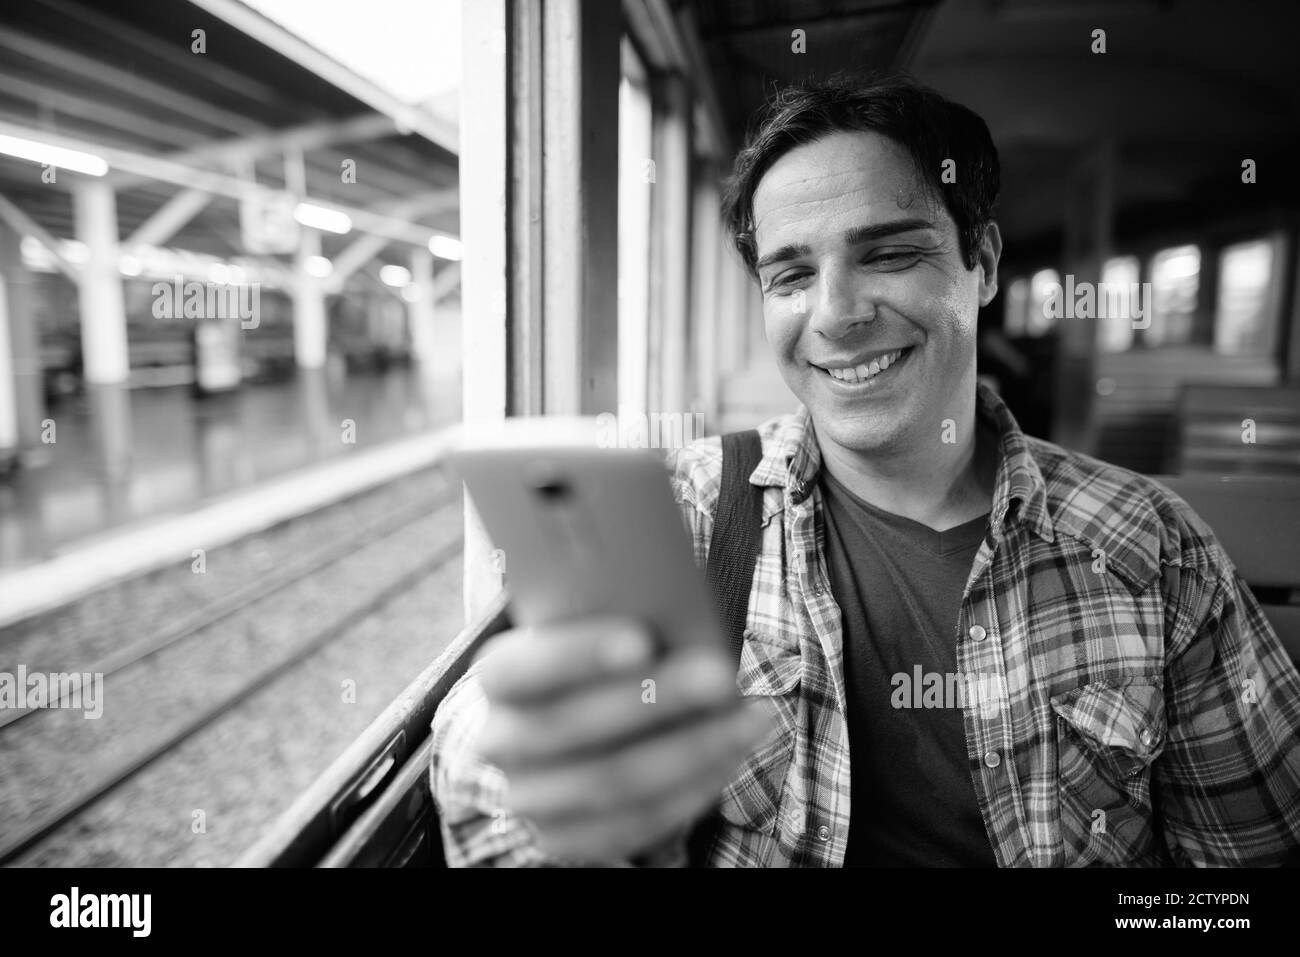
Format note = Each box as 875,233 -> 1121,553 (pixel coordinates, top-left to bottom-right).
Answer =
751,130 -> 999,456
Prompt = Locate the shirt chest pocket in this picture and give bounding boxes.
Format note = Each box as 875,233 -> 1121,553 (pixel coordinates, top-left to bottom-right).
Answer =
1050,677 -> 1167,867
710,632 -> 801,863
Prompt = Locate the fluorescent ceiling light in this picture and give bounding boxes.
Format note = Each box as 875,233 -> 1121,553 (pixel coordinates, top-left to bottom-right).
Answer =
428,234 -> 462,261
0,134 -> 109,176
304,255 -> 333,279
293,201 -> 352,234
379,264 -> 412,287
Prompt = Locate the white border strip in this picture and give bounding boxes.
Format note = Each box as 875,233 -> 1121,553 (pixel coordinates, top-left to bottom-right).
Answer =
0,426 -> 459,628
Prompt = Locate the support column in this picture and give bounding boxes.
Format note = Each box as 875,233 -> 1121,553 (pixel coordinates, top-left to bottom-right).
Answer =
73,180 -> 129,385
461,0 -> 510,622
0,273 -> 14,457
293,226 -> 328,369
1055,140 -> 1116,453
0,221 -> 43,462
408,247 -> 436,364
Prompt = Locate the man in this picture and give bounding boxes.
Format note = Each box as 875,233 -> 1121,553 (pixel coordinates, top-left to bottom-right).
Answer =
431,75 -> 1300,866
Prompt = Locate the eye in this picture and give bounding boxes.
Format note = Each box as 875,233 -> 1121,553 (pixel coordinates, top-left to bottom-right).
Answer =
864,248 -> 922,269
768,270 -> 811,291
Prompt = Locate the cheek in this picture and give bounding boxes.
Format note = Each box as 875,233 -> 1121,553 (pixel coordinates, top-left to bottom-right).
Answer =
763,299 -> 802,354
894,275 -> 977,340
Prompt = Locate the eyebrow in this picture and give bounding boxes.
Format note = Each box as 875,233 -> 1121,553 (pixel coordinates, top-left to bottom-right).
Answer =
754,218 -> 938,271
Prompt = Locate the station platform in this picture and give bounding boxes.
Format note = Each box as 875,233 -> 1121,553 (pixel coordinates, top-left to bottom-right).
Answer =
0,362 -> 461,625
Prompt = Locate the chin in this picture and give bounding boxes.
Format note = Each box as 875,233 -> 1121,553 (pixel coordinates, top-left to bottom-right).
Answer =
810,402 -> 908,454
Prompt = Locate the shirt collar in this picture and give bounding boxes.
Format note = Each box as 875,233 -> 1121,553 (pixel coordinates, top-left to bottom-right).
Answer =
748,381 -> 1054,542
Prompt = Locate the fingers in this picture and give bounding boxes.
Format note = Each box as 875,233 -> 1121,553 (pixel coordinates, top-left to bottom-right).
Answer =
479,645 -> 741,769
478,617 -> 654,704
470,615 -> 782,862
505,697 -> 774,829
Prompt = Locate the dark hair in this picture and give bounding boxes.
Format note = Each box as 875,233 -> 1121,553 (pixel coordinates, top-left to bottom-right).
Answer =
721,73 -> 1000,274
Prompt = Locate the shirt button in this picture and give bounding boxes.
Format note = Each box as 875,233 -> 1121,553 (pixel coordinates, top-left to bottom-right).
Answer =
968,624 -> 987,641
1139,728 -> 1155,747
983,750 -> 1001,769
816,825 -> 831,842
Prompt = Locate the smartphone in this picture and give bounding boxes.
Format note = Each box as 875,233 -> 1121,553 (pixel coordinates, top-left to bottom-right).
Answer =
446,418 -> 723,653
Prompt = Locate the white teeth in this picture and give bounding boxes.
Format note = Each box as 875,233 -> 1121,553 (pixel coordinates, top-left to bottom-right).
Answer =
825,349 -> 904,383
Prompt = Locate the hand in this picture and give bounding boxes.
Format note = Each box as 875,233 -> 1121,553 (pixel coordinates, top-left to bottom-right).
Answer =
476,616 -> 775,861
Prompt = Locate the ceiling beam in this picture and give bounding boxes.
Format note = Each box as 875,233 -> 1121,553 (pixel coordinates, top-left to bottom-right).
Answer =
125,188 -> 214,248
0,68 -> 209,150
35,0 -> 286,104
324,192 -> 457,292
360,261 -> 406,301
324,232 -> 392,293
189,0 -> 459,155
110,113 -> 402,190
0,118 -> 446,248
0,26 -> 264,137
0,193 -> 78,279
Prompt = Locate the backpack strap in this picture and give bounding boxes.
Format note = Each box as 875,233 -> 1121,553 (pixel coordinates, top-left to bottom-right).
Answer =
683,429 -> 766,865
705,430 -> 766,666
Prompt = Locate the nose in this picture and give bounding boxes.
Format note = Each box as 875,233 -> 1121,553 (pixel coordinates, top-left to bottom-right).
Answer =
810,263 -> 875,336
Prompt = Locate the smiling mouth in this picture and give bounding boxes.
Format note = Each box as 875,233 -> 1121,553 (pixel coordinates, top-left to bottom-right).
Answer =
815,346 -> 915,384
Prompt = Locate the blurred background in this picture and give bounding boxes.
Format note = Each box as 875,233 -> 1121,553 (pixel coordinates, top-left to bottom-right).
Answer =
1,0 -> 1298,866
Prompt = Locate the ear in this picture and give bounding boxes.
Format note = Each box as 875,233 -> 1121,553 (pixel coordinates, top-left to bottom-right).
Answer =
976,221 -> 1002,308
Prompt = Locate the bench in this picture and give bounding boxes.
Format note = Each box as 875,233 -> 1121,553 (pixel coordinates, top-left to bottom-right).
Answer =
241,476 -> 1299,867
1173,384 -> 1300,476
1152,474 -> 1300,664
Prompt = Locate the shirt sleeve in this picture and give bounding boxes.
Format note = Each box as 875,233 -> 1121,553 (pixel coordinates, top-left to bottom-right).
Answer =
429,653 -> 558,867
1154,555 -> 1300,866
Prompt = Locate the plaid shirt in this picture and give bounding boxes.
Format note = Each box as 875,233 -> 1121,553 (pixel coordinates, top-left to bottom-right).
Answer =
431,384 -> 1300,866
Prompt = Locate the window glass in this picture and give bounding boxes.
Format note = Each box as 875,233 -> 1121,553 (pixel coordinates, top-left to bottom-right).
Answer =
1097,255 -> 1139,353
1146,245 -> 1200,346
1214,238 -> 1277,356
1027,268 -> 1059,336
1003,277 -> 1029,336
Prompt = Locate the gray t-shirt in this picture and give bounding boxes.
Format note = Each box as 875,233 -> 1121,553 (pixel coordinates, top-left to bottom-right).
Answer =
819,466 -> 998,867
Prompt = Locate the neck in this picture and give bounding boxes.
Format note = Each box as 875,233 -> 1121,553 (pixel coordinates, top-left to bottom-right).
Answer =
818,392 -> 997,531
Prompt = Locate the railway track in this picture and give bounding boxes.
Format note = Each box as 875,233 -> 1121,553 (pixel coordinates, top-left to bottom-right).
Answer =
0,483 -> 463,865
0,483 -> 456,732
